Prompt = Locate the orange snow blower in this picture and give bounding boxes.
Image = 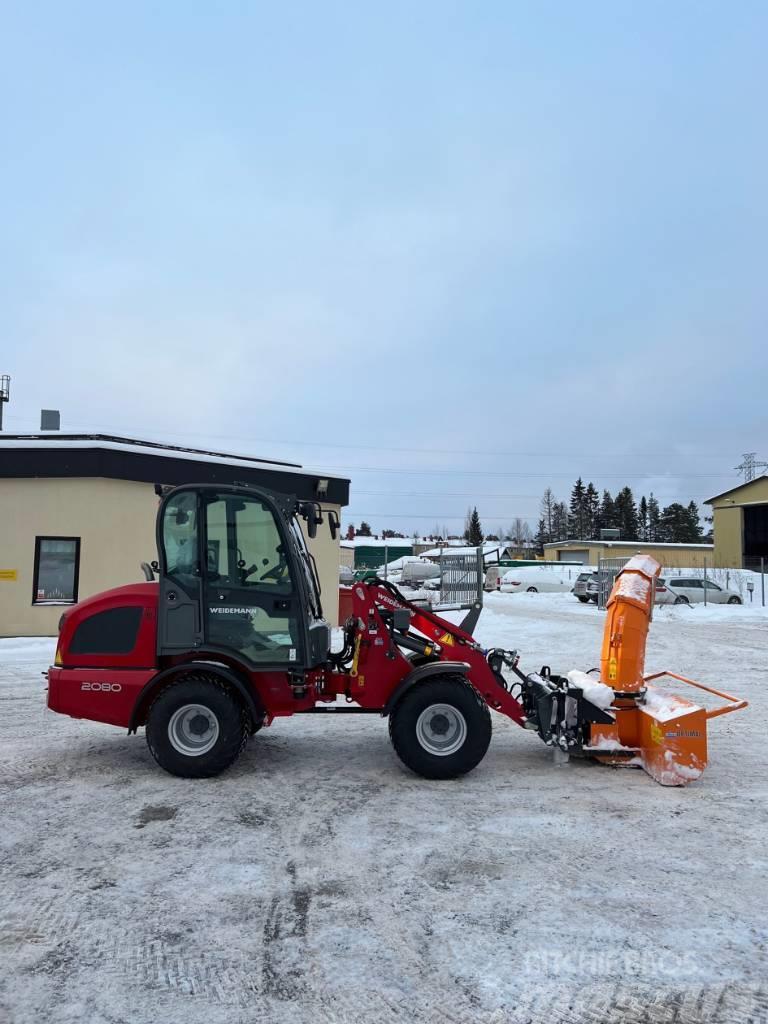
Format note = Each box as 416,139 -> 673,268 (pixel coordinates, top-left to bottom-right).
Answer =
585,554 -> 747,785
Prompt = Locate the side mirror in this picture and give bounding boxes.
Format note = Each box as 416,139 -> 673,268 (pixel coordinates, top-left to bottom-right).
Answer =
298,500 -> 322,539
327,510 -> 340,540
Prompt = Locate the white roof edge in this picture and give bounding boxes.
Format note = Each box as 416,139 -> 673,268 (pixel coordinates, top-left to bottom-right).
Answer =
544,540 -> 714,549
0,438 -> 344,482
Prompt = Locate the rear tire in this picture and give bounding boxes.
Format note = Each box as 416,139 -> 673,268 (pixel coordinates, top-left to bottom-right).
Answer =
389,676 -> 491,779
146,674 -> 249,778
727,596 -> 742,605
577,596 -> 589,603
674,596 -> 689,605
526,587 -> 538,593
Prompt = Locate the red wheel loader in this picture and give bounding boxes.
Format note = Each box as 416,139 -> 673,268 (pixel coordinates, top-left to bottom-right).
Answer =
47,484 -> 746,785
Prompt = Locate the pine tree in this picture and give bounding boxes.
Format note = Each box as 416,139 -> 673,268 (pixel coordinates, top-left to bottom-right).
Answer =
552,501 -> 569,541
614,486 -> 639,541
647,493 -> 661,542
534,517 -> 547,555
585,482 -> 600,539
686,501 -> 704,543
638,496 -> 648,542
345,524 -> 355,540
598,490 -> 616,533
569,477 -> 587,539
659,503 -> 689,543
467,507 -> 484,546
357,521 -> 372,537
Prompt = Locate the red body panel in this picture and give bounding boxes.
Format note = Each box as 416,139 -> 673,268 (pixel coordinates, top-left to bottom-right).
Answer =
48,579 -> 526,730
56,582 -> 159,670
48,666 -> 157,726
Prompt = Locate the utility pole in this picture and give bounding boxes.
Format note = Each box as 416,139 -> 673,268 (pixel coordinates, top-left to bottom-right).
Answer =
735,452 -> 768,483
0,376 -> 9,430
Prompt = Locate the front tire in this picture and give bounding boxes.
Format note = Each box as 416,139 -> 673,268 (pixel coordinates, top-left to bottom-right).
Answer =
146,674 -> 249,778
727,596 -> 742,605
577,596 -> 589,603
674,595 -> 690,605
526,586 -> 538,593
389,676 -> 491,780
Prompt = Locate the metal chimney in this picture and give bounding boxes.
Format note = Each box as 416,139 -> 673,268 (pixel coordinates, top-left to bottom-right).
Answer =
41,409 -> 61,431
0,376 -> 9,430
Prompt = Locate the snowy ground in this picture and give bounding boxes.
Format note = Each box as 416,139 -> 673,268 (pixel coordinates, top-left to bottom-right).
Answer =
2,594 -> 767,1024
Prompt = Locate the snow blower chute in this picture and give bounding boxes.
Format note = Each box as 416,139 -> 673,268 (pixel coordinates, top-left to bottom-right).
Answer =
534,554 -> 748,786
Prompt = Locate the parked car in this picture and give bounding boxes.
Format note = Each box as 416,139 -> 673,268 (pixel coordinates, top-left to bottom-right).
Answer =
655,576 -> 742,606
499,568 -> 574,594
484,565 -> 504,591
573,571 -> 598,603
339,565 -> 355,585
400,561 -> 441,587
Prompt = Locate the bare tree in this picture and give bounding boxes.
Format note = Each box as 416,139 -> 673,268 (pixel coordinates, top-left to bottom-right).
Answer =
540,488 -> 556,542
510,518 -> 532,553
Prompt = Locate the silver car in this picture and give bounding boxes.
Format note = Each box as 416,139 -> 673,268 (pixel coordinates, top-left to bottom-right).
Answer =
655,576 -> 742,606
573,571 -> 598,603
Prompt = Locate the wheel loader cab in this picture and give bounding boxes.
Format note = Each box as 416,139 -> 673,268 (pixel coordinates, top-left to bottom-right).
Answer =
157,484 -> 330,669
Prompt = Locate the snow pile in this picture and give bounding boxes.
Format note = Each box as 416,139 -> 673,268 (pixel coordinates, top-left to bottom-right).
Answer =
583,735 -> 633,751
566,669 -> 614,709
643,686 -> 690,722
613,572 -> 651,604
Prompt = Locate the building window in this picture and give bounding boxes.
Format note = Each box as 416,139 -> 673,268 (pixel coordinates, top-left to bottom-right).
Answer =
33,537 -> 80,605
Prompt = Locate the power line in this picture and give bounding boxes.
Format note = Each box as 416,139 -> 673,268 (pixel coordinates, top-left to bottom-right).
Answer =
309,464 -> 734,480
3,412 -> 737,461
352,488 -> 715,500
734,452 -> 768,483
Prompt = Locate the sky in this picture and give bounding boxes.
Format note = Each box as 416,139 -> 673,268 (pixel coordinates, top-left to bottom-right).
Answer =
1,1 -> 766,536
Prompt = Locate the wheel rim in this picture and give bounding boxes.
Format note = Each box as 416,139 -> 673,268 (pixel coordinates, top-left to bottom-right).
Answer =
168,704 -> 220,756
415,703 -> 467,756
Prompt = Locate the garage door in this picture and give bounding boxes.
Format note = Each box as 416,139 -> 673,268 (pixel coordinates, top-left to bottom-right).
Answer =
559,549 -> 589,563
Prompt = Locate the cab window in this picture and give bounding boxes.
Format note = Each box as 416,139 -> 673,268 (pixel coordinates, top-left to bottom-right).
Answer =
162,492 -> 199,583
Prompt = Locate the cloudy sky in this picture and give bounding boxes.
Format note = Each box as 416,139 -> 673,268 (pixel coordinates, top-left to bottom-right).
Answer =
2,1 -> 766,534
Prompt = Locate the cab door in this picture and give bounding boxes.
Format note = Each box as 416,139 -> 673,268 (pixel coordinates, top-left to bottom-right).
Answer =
157,488 -> 204,653
202,492 -> 305,667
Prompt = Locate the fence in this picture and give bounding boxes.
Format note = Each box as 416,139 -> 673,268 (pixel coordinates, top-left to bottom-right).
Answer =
596,556 -> 630,610
437,548 -> 485,611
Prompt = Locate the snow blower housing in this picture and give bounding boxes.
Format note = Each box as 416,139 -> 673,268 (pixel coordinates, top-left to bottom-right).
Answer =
47,483 -> 746,785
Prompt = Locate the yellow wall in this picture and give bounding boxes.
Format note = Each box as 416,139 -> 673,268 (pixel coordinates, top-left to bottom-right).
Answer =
712,507 -> 743,568
0,478 -> 341,636
707,477 -> 768,569
547,543 -> 714,569
709,477 -> 768,508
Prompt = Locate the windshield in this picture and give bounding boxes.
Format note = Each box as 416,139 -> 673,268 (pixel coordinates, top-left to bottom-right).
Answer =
290,517 -> 323,619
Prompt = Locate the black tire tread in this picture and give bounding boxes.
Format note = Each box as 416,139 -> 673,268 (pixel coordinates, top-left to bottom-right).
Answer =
145,672 -> 249,779
388,674 -> 491,780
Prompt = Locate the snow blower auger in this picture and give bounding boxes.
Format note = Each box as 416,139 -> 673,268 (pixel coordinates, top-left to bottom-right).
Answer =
46,484 -> 746,785
572,554 -> 748,785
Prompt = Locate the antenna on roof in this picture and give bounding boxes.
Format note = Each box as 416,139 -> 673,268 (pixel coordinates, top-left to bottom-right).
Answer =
734,452 -> 768,483
0,376 -> 9,431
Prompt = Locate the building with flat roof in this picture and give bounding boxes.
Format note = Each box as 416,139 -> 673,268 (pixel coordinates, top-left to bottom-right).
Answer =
0,434 -> 349,634
543,539 -> 714,568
